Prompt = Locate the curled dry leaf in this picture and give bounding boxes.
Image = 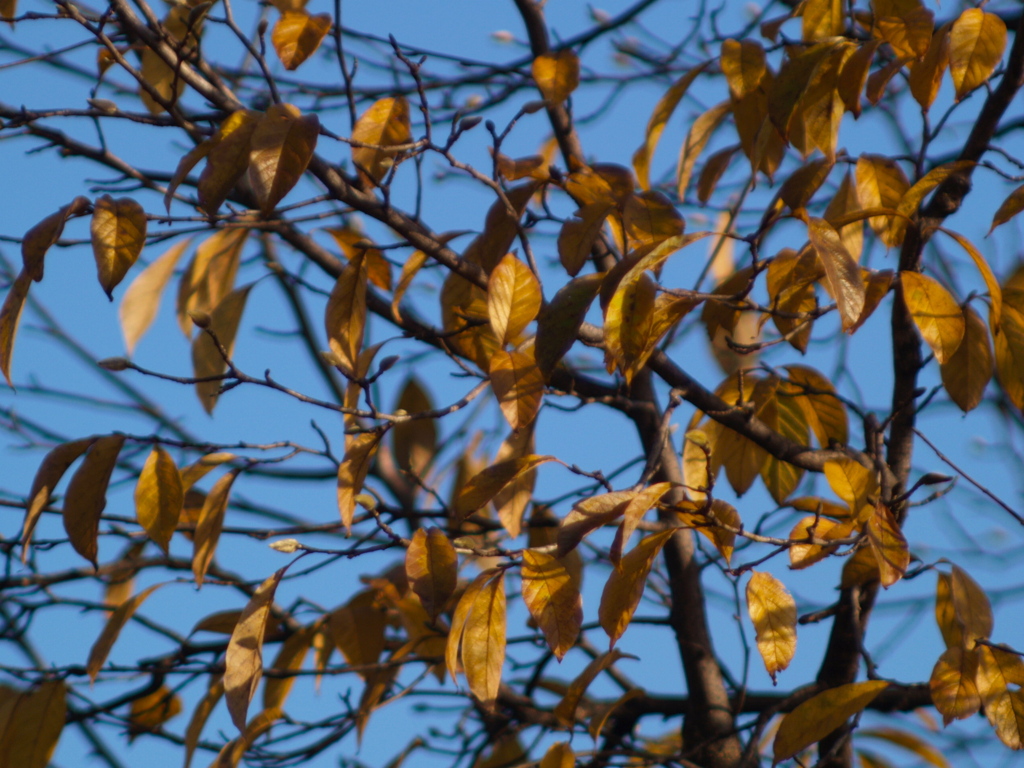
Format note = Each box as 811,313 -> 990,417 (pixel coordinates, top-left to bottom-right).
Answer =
248,103 -> 319,215
91,195 -> 147,299
746,571 -> 797,682
87,583 -> 165,682
0,270 -> 31,388
62,434 -> 126,566
225,566 -> 289,732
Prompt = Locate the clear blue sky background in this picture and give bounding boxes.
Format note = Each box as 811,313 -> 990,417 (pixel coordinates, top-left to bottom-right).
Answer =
2,1 -> 1024,767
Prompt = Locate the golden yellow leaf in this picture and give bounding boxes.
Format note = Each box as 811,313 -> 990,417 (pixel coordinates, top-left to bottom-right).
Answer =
823,457 -> 876,512
807,217 -> 865,331
858,727 -> 950,768
248,103 -> 319,214
613,482 -> 674,566
940,305 -> 992,412
930,646 -> 981,725
977,645 -> 1024,749
623,191 -> 686,252
127,686 -> 181,740
746,570 -> 797,682
995,291 -> 1024,409
773,680 -> 889,763
330,591 -> 387,676
553,649 -> 625,726
272,11 -> 330,70
262,625 -> 314,711
492,423 -> 536,538
783,365 -> 849,448
184,675 -> 223,768
768,42 -> 836,140
599,529 -> 675,646
802,0 -> 843,40
494,152 -> 548,182
487,253 -> 541,346
938,227 -> 1002,329
909,23 -> 951,111
760,382 -> 808,504
61,434 -> 125,566
391,248 -> 428,322
445,570 -> 489,684
177,228 -> 247,338
225,566 -> 288,731
119,238 -> 190,355
797,43 -> 853,162
197,111 -> 262,215
950,563 -> 993,646
405,527 -> 458,621
463,182 -> 540,273
865,502 -> 909,588
788,515 -> 852,570
990,184 -> 1024,235
521,549 -> 581,660
633,63 -> 708,189
841,545 -> 881,588
192,284 -> 252,414
211,707 -> 282,768
823,172 -> 864,262
539,741 -> 574,768
135,446 -> 183,553
949,9 -> 1007,101
837,40 -> 880,119
91,195 -> 147,299
900,272 -> 964,364
677,498 -> 739,565
461,569 -> 505,706
852,268 -> 895,332
21,196 -> 91,282
336,431 -> 381,534
351,96 -> 412,185
532,49 -> 580,103
871,0 -> 933,61
0,269 -> 31,388
21,437 -> 94,563
677,100 -> 731,200
0,680 -> 66,768
324,250 -> 368,377
557,203 -> 612,276
934,571 -> 962,650
86,583 -> 164,682
721,39 -> 765,99
855,154 -> 910,245
681,425 -> 715,504
489,347 -> 544,431
138,12 -> 191,114
192,468 -> 239,587
697,145 -> 740,204
452,455 -> 552,521
535,272 -> 604,379
180,451 -> 236,491
327,226 -> 391,291
558,490 -> 636,557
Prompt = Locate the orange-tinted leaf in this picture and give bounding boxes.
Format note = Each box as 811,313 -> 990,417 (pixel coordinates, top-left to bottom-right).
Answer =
91,195 -> 146,299
406,527 -> 458,621
746,570 -> 797,682
855,155 -> 910,245
901,272 -> 964,364
938,227 -> 1002,329
558,490 -> 635,557
949,9 -> 1006,101
272,11 -> 330,70
557,203 -> 613,276
784,365 -> 849,448
909,23 -> 951,111
248,103 -> 319,214
539,742 -> 575,768
858,727 -> 950,768
977,645 -> 1024,749
135,446 -> 183,554
773,680 -> 889,762
62,434 -> 125,566
521,548 -> 582,660
192,469 -> 239,587
677,498 -> 739,565
930,646 -> 981,725
225,566 -> 288,731
841,545 -> 881,588
87,583 -> 164,681
337,431 -> 381,534
599,529 -> 675,646
788,515 -> 851,569
351,97 -> 412,185
633,63 -> 708,189
614,482 -> 673,566
802,0 -> 843,40
823,457 -> 875,511
489,347 -> 544,431
698,145 -> 740,204
120,238 -> 190,354
721,39 -> 765,99
677,101 -> 731,199
330,591 -> 387,675
935,571 -> 962,649
192,284 -> 252,413
940,305 -> 992,412
532,49 -> 580,103
623,191 -> 686,251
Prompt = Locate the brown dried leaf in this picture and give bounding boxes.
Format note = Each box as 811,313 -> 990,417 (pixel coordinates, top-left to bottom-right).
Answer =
865,502 -> 909,588
127,686 -> 181,740
183,674 -> 223,768
807,217 -> 865,331
940,305 -> 992,412
0,680 -> 67,768
337,431 -> 381,534
773,680 -> 888,762
177,228 -> 247,338
453,455 -> 552,521
553,649 -> 625,726
197,110 -> 262,215
909,23 -> 951,111
21,196 -> 91,281
248,103 -> 319,214
324,250 -> 368,376
632,63 -> 708,189
62,434 -> 125,566
677,101 -> 731,200
0,270 -> 31,387
262,625 -> 314,711
86,583 -> 164,681
950,563 -> 993,646
21,437 -> 94,563
535,272 -> 604,380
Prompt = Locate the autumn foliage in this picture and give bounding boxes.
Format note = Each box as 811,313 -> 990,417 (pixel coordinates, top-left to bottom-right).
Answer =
3,1 -> 1024,767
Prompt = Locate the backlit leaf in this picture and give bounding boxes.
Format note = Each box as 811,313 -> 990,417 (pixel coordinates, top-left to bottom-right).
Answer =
940,305 -> 992,412
930,646 -> 981,725
788,515 -> 851,570
21,437 -> 94,563
521,548 -> 581,660
337,431 -> 381,534
633,63 -> 708,189
599,529 -> 675,646
21,196 -> 91,281
995,292 -> 1024,409
950,564 -> 992,646
487,253 -> 541,346
324,250 -> 368,376
909,23 -> 951,111
773,680 -> 889,762
855,154 -> 910,245
330,591 -> 387,675
91,195 -> 146,299
183,675 -> 223,768
492,423 -> 536,537
783,365 -> 848,448
677,100 -> 731,199
211,707 -> 282,768
539,742 -> 575,768
135,446 -> 183,553
807,217 -> 865,331
248,103 -> 319,214
558,490 -> 636,557
698,145 -> 740,204
746,570 -> 797,682
177,228 -> 247,338
535,271 -> 603,379
935,571 -> 963,649
225,566 -> 288,731
180,452 -> 236,491
892,162 -> 975,245
858,727 -> 950,768
272,11 -> 331,70
192,284 -> 252,413
453,455 -> 552,521
461,570 -> 506,706
197,111 -> 262,215
532,49 -> 580,104
938,227 -> 1002,329
262,625 -> 314,711
676,498 -> 739,565
557,203 -> 613,277
990,184 -> 1024,235
463,182 -> 540,273
613,482 -> 673,566
489,347 -> 544,431
802,0 -> 843,41
192,469 -> 239,587
0,270 -> 30,387
446,571 -> 489,684
823,458 -> 875,512
865,502 -> 909,588
405,527 -> 458,621
351,97 -> 412,185
119,239 -> 190,354
949,9 -> 1006,101
901,272 -> 964,364
721,39 -> 765,99
392,377 -> 436,477
553,649 -> 625,726
977,645 -> 1024,749
62,434 -> 125,566
86,583 -> 164,682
